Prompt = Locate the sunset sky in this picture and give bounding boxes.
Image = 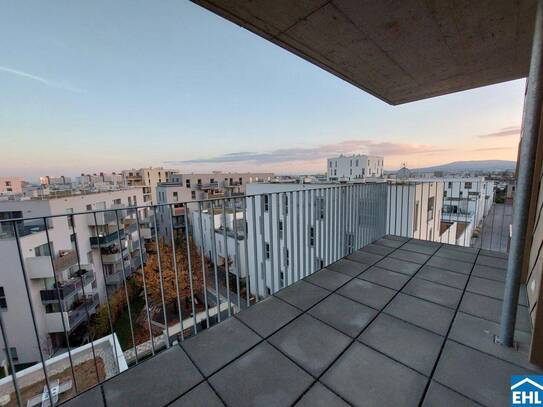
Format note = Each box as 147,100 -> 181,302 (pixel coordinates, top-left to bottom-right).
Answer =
0,1 -> 524,180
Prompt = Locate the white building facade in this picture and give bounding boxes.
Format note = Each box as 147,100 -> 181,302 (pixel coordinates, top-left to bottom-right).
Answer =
327,154 -> 384,181
0,188 -> 144,367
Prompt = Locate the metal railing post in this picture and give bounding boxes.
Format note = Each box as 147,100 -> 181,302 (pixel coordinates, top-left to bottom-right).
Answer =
499,0 -> 543,347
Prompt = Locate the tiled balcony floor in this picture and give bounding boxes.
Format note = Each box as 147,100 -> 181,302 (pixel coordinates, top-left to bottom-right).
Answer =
63,236 -> 542,407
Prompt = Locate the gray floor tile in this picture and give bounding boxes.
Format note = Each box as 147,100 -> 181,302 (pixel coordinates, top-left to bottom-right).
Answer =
308,293 -> 377,337
435,247 -> 477,263
360,243 -> 396,256
235,296 -> 301,337
103,347 -> 202,407
322,342 -> 427,407
479,249 -> 508,259
375,257 -> 421,275
384,293 -> 455,335
476,255 -> 508,269
434,340 -> 537,407
346,250 -> 383,265
304,268 -> 352,291
169,382 -> 224,407
269,314 -> 351,377
358,266 -> 410,290
466,276 -> 528,306
274,280 -> 330,311
209,342 -> 313,407
422,381 -> 480,407
440,244 -> 479,254
327,258 -> 370,277
402,278 -> 462,309
359,314 -> 444,375
409,239 -> 441,247
384,235 -> 410,242
459,292 -> 532,332
375,238 -> 404,248
181,317 -> 261,377
401,242 -> 440,255
389,249 -> 430,264
471,264 -> 506,282
449,312 -> 542,371
60,386 -> 104,407
416,265 -> 468,289
295,382 -> 350,407
338,278 -> 396,309
426,256 -> 473,274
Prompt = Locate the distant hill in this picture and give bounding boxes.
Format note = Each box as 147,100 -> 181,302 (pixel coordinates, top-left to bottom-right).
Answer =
409,160 -> 516,173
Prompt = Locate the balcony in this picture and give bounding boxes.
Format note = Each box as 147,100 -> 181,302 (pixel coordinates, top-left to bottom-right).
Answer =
63,236 -> 540,407
193,182 -> 220,190
40,268 -> 95,302
45,293 -> 99,333
89,229 -> 125,247
26,250 -> 78,279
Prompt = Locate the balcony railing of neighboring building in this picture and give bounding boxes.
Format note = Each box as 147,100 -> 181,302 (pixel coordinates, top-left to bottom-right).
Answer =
0,179 -> 517,406
193,182 -> 220,190
40,268 -> 95,302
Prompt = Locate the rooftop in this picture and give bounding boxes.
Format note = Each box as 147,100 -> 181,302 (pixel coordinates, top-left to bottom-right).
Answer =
61,235 -> 540,407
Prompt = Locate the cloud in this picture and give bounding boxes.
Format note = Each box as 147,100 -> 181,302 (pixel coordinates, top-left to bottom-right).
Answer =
165,139 -> 447,165
0,66 -> 86,93
475,126 -> 520,138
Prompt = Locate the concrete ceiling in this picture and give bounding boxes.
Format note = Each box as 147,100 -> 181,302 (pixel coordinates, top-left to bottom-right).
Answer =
191,0 -> 536,105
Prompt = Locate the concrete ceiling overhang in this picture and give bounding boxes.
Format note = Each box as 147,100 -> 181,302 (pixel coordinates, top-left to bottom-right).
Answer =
191,0 -> 537,105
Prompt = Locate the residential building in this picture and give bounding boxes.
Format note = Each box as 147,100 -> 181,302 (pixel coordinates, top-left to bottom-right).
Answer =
0,177 -> 26,195
0,188 -> 144,366
121,167 -> 176,204
39,176 -> 72,187
327,154 -> 384,181
78,172 -> 125,191
155,172 -> 273,240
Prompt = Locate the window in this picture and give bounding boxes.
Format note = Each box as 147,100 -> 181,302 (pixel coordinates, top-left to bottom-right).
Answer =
444,191 -> 448,197
5,181 -> 11,186
309,227 -> 315,247
413,201 -> 419,232
239,177 -> 243,185
186,179 -> 191,188
197,179 -> 202,185
279,221 -> 283,238
335,161 -> 337,167
86,204 -> 92,211
173,192 -> 178,202
329,162 -> 332,168
265,243 -> 270,259
355,159 -> 359,166
191,191 -> 196,200
0,287 -> 6,309
34,243 -> 50,257
264,195 -> 269,212
286,249 -> 289,266
350,159 -> 352,166
210,178 -> 214,183
3,347 -> 17,361
284,195 -> 289,215
464,182 -> 472,189
113,198 -> 121,205
448,182 -> 452,188
427,197 -> 435,221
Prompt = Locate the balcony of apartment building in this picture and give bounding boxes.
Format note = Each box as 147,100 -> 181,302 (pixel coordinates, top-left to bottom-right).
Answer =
39,267 -> 95,303
3,2 -> 543,407
44,293 -> 99,334
193,181 -> 220,191
25,250 -> 79,280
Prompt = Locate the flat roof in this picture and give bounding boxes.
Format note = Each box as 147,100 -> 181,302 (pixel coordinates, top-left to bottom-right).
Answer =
192,0 -> 536,104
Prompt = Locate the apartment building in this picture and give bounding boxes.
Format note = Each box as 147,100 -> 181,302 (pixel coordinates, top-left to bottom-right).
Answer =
155,172 -> 273,241
327,154 -> 384,181
121,167 -> 176,204
442,177 -> 495,225
39,176 -> 72,187
0,188 -> 144,366
79,172 -> 125,191
0,177 -> 26,195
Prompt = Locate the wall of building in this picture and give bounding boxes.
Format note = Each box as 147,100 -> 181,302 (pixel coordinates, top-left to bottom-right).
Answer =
327,155 -> 384,181
0,177 -> 25,195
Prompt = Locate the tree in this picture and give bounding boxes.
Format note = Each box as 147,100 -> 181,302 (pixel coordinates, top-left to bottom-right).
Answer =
136,237 -> 205,311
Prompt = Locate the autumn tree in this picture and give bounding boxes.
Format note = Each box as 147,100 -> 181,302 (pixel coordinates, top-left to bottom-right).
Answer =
136,237 -> 205,312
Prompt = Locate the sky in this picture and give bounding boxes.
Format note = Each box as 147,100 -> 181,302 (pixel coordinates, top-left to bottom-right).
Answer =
0,1 -> 525,180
